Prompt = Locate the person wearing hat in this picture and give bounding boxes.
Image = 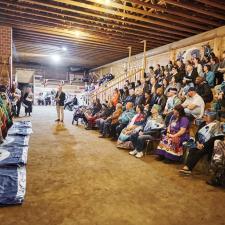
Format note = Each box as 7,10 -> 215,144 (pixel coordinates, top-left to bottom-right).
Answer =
163,88 -> 181,126
179,111 -> 224,175
129,104 -> 164,158
182,87 -> 205,120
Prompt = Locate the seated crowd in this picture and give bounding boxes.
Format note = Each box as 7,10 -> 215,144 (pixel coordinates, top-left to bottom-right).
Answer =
77,51 -> 225,186
85,73 -> 115,92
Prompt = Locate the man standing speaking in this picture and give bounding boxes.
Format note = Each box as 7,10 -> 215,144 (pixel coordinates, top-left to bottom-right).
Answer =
55,85 -> 66,123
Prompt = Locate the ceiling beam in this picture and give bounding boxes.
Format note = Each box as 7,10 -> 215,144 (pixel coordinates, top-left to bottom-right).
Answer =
51,0 -> 198,34
0,0 -> 182,41
5,0 -> 188,37
86,0 -> 208,31
0,8 -> 173,45
0,18 -> 150,50
195,0 -> 225,10
165,0 -> 225,20
0,0 -> 178,41
17,0 -> 196,35
126,0 -> 221,27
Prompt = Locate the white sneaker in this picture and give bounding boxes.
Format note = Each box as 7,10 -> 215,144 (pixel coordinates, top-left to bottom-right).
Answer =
129,149 -> 138,155
135,152 -> 144,158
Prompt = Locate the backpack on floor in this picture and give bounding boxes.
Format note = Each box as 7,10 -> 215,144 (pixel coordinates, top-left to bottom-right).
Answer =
208,140 -> 225,187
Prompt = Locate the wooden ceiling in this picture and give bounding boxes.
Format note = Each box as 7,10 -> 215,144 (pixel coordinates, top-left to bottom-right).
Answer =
0,0 -> 225,69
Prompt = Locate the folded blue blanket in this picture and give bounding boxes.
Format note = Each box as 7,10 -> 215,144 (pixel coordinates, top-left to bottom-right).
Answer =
0,166 -> 26,205
8,127 -> 33,136
2,135 -> 30,147
0,145 -> 29,166
12,121 -> 32,129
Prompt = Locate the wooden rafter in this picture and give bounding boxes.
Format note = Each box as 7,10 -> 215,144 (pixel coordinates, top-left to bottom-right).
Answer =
165,0 -> 225,20
0,0 -> 224,69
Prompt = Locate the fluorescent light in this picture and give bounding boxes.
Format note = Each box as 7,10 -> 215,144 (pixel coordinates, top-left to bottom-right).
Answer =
51,54 -> 60,63
97,0 -> 111,4
105,0 -> 111,5
61,46 -> 67,51
75,30 -> 81,37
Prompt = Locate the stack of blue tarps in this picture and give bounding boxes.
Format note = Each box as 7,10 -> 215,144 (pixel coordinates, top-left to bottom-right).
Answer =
0,121 -> 32,206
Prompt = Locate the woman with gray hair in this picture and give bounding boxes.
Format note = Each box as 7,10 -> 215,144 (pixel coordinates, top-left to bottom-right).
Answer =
179,111 -> 224,175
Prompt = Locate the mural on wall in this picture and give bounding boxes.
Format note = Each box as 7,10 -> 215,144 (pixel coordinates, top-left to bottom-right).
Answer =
190,49 -> 200,58
176,51 -> 186,61
176,42 -> 214,62
202,43 -> 214,57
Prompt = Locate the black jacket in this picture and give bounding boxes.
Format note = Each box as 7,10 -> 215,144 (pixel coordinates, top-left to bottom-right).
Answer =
184,70 -> 198,84
72,97 -> 78,105
196,82 -> 213,103
55,91 -> 66,106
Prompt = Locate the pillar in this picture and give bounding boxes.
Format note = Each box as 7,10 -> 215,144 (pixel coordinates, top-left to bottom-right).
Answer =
0,25 -> 12,86
141,40 -> 147,79
127,46 -> 132,76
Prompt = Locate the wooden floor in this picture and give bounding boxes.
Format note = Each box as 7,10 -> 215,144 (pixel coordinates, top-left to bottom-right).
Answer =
1,106 -> 225,225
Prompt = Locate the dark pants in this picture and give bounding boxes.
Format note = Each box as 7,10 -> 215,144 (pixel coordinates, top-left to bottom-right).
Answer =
110,122 -> 119,138
24,100 -> 32,114
102,121 -> 111,135
96,118 -> 105,133
64,101 -> 75,109
73,113 -> 85,124
45,97 -> 51,105
116,123 -> 127,137
186,136 -> 224,171
38,100 -> 44,105
130,132 -> 158,152
16,101 -> 21,116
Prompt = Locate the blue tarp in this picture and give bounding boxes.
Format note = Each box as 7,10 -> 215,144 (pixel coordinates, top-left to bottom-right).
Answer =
8,127 -> 33,136
2,135 -> 30,147
0,166 -> 26,205
7,121 -> 33,136
12,121 -> 32,129
0,121 -> 32,206
0,145 -> 29,166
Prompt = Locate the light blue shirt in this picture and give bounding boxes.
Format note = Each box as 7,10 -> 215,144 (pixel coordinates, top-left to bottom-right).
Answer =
205,71 -> 215,87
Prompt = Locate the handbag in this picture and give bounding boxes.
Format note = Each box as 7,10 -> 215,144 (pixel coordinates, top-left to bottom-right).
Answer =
116,140 -> 134,150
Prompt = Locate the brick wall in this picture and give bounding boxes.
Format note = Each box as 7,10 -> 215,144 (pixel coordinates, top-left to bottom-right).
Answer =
0,25 -> 12,86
